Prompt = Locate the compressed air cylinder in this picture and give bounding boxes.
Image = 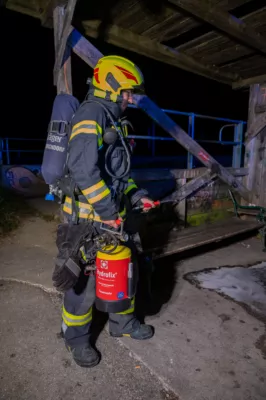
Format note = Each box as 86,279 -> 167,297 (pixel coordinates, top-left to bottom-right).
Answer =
95,245 -> 134,313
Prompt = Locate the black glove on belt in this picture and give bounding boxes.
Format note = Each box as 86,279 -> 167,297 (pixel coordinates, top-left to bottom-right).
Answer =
52,223 -> 94,292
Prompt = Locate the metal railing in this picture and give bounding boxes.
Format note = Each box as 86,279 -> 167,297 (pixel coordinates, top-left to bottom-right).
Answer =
0,107 -> 246,169
128,105 -> 246,169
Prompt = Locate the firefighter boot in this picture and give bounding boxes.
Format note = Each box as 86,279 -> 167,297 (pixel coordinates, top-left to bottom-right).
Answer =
109,313 -> 154,340
66,343 -> 100,368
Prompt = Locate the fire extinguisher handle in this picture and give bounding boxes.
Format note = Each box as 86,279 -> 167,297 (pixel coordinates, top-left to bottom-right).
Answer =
100,220 -> 125,237
143,200 -> 161,209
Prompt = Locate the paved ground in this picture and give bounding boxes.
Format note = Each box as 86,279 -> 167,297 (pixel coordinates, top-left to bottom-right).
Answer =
0,209 -> 266,400
0,281 -> 176,400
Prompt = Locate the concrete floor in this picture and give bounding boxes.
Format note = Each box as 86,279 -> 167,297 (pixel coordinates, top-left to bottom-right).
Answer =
0,282 -> 176,400
0,215 -> 266,400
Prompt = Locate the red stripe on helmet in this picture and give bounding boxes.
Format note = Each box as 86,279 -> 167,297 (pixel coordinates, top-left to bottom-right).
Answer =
115,65 -> 138,84
94,68 -> 100,84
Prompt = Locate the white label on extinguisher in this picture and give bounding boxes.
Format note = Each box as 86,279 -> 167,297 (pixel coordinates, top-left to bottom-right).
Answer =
99,289 -> 112,295
97,270 -> 117,278
100,260 -> 108,269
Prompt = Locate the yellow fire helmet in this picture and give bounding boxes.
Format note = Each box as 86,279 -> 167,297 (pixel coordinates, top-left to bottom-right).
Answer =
92,55 -> 145,97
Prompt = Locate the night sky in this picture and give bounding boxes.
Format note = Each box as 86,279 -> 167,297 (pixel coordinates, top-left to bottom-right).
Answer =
1,7 -> 249,165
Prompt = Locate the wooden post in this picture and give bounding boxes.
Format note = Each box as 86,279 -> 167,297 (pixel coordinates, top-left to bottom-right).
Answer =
244,84 -> 266,206
53,5 -> 72,94
176,178 -> 187,224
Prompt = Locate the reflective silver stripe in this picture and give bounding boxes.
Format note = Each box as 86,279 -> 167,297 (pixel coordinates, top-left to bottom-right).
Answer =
45,144 -> 65,152
86,184 -> 110,201
79,208 -> 89,216
72,123 -> 97,133
62,307 -> 93,327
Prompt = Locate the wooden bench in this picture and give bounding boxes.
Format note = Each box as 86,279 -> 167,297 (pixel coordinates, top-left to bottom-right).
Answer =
227,208 -> 261,217
140,217 -> 264,259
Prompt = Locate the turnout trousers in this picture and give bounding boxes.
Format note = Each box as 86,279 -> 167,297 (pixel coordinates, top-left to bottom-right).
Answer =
61,221 -> 138,347
62,274 -> 136,346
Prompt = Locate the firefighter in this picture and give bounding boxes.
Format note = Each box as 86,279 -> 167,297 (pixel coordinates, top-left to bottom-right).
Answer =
53,55 -> 155,368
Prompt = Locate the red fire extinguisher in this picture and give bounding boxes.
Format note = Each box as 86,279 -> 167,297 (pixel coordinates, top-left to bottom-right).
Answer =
94,202 -> 162,313
95,244 -> 135,313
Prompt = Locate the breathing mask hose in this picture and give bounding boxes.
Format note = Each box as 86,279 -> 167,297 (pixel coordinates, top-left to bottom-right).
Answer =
87,100 -> 131,179
104,136 -> 131,179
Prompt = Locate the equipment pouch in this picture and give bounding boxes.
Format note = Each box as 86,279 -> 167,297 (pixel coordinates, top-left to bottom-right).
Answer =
52,223 -> 94,292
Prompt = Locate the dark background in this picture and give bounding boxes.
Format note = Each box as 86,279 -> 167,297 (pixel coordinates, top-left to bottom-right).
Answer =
0,7 -> 250,167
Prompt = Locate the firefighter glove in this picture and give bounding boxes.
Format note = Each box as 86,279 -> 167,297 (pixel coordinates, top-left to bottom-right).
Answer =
52,257 -> 81,292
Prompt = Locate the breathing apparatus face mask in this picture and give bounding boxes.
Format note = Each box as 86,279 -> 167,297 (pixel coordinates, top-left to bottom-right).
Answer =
103,118 -> 134,147
103,128 -> 136,153
103,127 -> 119,145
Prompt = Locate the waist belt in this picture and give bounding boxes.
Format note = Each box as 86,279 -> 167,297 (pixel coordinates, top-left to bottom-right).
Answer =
63,196 -> 126,222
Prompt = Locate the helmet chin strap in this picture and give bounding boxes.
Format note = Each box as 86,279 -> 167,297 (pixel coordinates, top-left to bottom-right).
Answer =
86,79 -> 124,103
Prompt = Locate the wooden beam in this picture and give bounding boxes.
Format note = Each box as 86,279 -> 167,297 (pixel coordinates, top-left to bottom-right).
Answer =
5,1 -> 40,18
53,0 -> 77,85
82,20 -> 237,85
133,94 -> 252,203
233,74 -> 266,90
161,170 -> 217,203
169,0 -> 266,55
130,167 -> 248,181
169,167 -> 248,180
246,112 -> 266,143
67,27 -> 103,68
53,6 -> 72,94
41,0 -> 60,28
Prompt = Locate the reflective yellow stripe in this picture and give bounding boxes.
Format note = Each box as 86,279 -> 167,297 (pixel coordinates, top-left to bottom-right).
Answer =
79,212 -> 89,219
80,246 -> 87,261
62,315 -> 92,327
78,203 -> 91,210
124,184 -> 137,195
116,298 -> 135,315
70,120 -> 103,145
88,188 -> 110,204
63,205 -> 72,214
65,197 -> 92,210
72,120 -> 97,131
122,124 -> 128,137
124,178 -> 137,195
83,181 -> 110,204
62,306 -> 93,327
63,199 -> 103,222
119,207 -> 126,218
63,305 -> 92,320
70,128 -> 97,141
83,181 -> 105,196
89,214 -> 102,222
